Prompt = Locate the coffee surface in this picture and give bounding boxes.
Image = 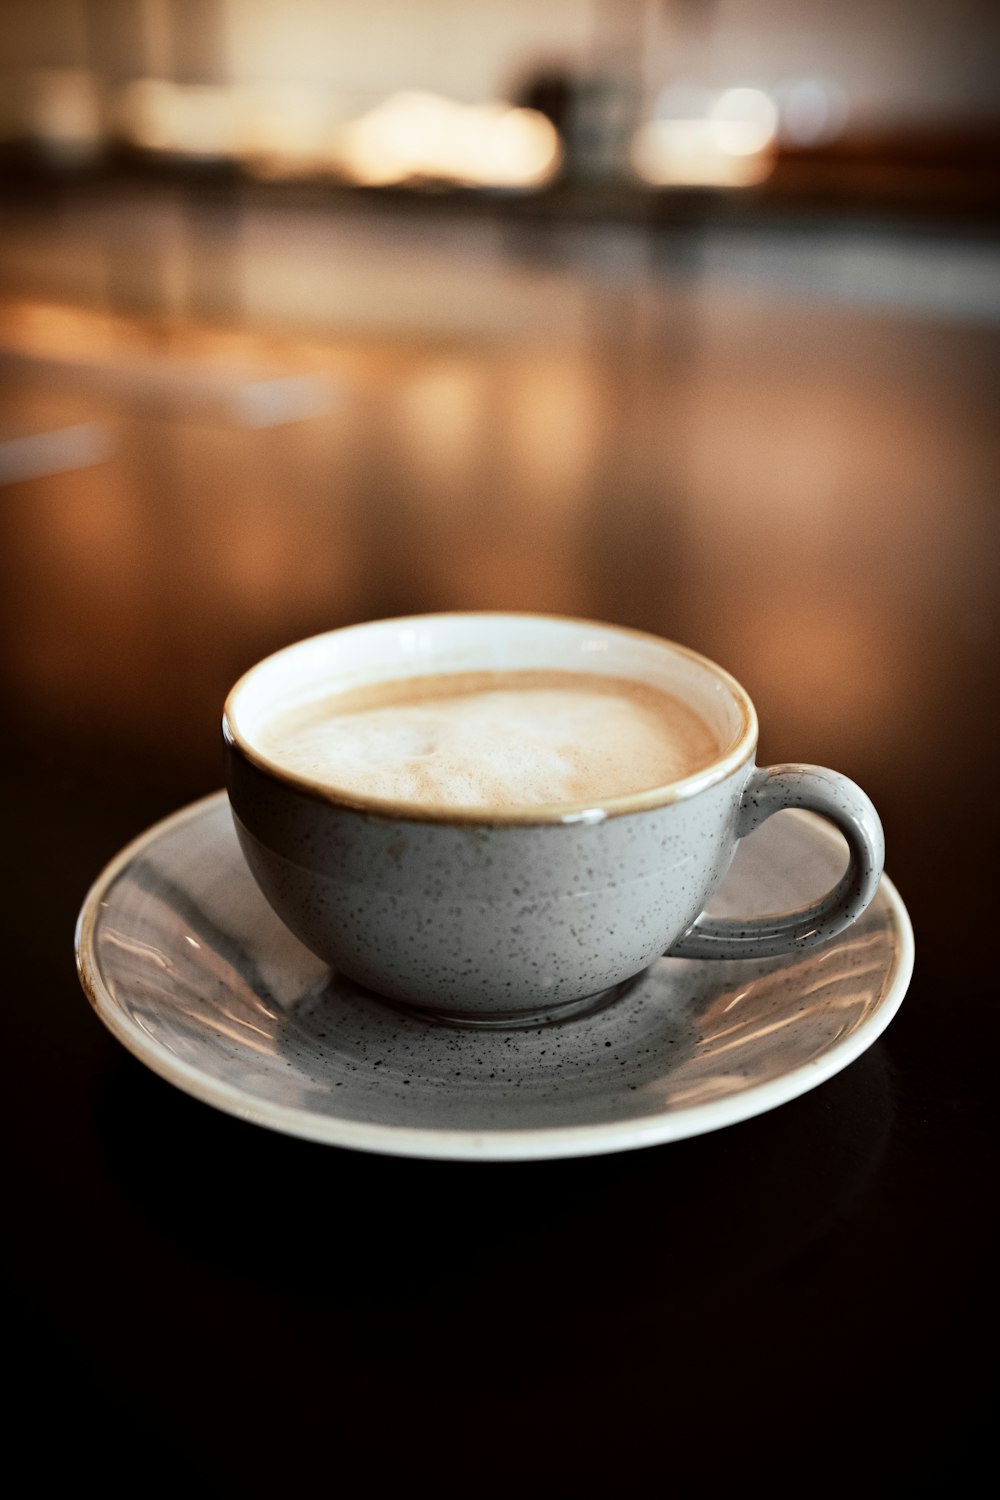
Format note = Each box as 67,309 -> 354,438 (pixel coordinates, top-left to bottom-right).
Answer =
255,670 -> 722,809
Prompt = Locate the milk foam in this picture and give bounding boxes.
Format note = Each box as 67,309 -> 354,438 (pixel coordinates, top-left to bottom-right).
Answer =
257,671 -> 721,810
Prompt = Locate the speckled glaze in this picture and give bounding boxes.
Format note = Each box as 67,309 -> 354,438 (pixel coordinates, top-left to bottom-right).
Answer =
223,614 -> 886,1025
73,793 -> 914,1161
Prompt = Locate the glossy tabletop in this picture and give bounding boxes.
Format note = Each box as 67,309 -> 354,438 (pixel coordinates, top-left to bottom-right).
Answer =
3,176 -> 997,1495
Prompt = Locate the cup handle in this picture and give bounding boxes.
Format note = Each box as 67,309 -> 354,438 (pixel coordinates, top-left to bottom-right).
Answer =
668,764 -> 886,960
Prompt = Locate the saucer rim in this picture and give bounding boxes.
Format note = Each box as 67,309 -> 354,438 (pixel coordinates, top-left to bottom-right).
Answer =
75,791 -> 915,1162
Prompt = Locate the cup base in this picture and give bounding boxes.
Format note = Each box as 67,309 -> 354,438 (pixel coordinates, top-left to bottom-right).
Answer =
373,976 -> 643,1032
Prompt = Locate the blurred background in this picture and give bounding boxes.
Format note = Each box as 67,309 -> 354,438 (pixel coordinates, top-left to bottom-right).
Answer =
1,0 -> 998,864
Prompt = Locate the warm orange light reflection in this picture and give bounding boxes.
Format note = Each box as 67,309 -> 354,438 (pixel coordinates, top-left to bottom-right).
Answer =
112,79 -> 561,190
235,83 -> 335,180
118,78 -> 242,158
1,284 -> 990,785
632,86 -> 778,188
334,92 -> 561,189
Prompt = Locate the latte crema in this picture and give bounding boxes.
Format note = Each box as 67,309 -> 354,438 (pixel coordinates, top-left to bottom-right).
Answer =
256,670 -> 722,810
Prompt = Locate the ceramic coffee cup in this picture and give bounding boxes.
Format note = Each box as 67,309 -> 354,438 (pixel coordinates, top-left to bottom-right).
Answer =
222,613 -> 884,1028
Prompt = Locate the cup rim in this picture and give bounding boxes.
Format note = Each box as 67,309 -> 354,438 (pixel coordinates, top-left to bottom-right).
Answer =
222,611 -> 759,825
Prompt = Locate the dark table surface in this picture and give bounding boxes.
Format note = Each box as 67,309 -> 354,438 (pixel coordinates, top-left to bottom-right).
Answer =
3,182 -> 997,1494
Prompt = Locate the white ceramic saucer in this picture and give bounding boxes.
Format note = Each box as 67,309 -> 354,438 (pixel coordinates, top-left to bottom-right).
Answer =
75,792 -> 914,1161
